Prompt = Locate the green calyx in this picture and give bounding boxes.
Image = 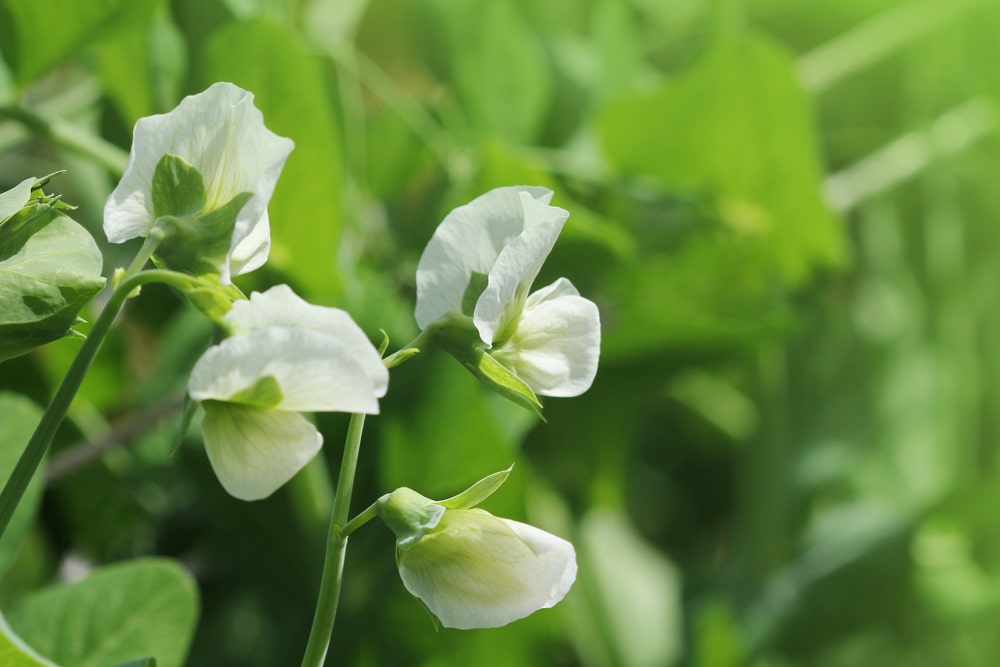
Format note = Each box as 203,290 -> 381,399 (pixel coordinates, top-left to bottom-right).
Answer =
376,488 -> 445,549
376,467 -> 513,548
431,315 -> 543,418
148,153 -> 253,278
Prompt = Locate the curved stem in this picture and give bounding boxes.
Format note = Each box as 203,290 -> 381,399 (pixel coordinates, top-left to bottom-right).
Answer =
0,259 -> 174,538
300,412 -> 367,667
342,500 -> 380,537
382,326 -> 436,369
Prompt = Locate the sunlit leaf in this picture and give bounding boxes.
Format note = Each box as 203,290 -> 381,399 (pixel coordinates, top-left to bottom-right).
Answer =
7,559 -> 198,667
0,611 -> 58,666
599,34 -> 845,284
199,18 -> 344,299
453,2 -> 551,143
0,0 -> 158,84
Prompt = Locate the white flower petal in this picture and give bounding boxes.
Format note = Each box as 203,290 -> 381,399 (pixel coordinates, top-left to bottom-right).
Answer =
473,202 -> 566,345
103,82 -> 294,282
415,186 -> 560,329
224,285 -> 389,398
492,278 -> 600,397
201,402 -> 322,501
397,509 -> 576,629
188,327 -> 384,413
228,210 -> 271,277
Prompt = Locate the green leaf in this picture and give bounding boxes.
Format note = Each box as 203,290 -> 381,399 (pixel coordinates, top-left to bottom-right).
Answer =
151,154 -> 206,219
0,196 -> 105,363
199,18 -> 344,299
437,465 -> 513,510
581,510 -> 683,667
0,611 -> 58,666
7,559 -> 198,667
0,0 -> 159,85
98,11 -> 187,125
109,660 -> 156,667
453,2 -> 551,143
598,34 -> 845,284
0,393 -> 45,579
0,178 -> 33,224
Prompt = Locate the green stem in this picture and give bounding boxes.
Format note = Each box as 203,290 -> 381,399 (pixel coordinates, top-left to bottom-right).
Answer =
382,328 -> 434,369
300,412 -> 368,667
342,500 -> 379,537
0,105 -> 129,174
0,253 -> 174,538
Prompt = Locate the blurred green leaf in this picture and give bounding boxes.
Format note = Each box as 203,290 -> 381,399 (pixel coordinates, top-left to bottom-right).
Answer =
0,195 -> 105,363
7,559 -> 198,667
598,34 -> 845,284
0,393 -> 44,578
98,8 -> 187,124
199,18 -> 344,299
581,509 -> 683,667
0,611 -> 58,666
453,2 -> 551,143
0,0 -> 159,85
380,354 -> 526,511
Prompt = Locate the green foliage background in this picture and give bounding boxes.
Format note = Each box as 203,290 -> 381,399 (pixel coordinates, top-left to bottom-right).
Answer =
3,0 -> 1000,664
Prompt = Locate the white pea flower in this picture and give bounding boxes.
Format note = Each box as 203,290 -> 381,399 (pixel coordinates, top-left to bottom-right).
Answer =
415,186 -> 600,397
188,285 -> 388,500
377,485 -> 576,629
104,82 -> 294,283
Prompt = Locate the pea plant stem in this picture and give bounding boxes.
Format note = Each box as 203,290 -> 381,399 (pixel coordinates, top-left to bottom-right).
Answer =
0,238 -> 168,539
300,412 -> 367,667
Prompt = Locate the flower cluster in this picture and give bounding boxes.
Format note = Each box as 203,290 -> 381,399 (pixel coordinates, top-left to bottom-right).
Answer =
105,84 -> 599,632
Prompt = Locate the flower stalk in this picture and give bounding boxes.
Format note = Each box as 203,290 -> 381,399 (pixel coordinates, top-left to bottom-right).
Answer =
300,412 -> 367,667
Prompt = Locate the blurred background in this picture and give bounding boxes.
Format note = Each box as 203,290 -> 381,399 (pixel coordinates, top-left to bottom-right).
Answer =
3,0 -> 1000,665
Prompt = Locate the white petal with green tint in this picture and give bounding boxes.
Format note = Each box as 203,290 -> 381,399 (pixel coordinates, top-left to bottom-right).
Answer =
473,210 -> 566,345
188,327 -> 384,414
200,402 -> 322,501
397,509 -> 576,629
415,186 -> 560,329
223,285 -> 388,397
104,82 -> 294,282
492,278 -> 600,397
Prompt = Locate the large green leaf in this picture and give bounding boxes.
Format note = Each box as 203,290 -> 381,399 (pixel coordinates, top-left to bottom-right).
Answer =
598,34 -> 845,285
0,0 -> 158,85
0,393 -> 44,577
0,611 -> 58,666
199,18 -> 344,299
0,188 -> 105,363
7,559 -> 198,667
